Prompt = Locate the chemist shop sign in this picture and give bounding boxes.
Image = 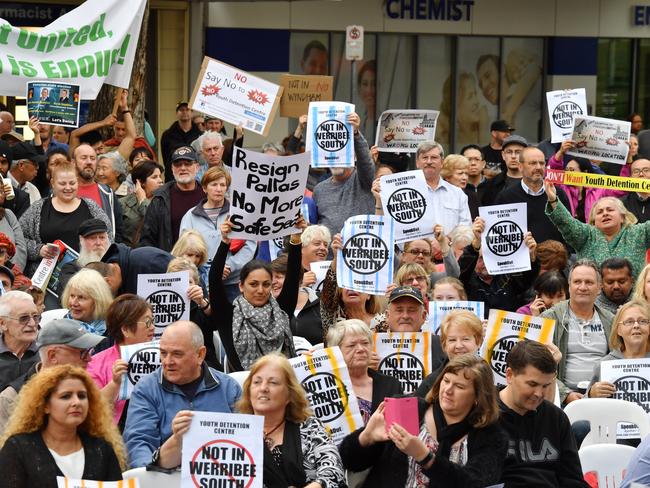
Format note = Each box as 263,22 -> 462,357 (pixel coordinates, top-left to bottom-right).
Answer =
385,0 -> 475,21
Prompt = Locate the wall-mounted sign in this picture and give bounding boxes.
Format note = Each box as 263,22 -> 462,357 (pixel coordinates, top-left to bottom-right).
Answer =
385,0 -> 475,21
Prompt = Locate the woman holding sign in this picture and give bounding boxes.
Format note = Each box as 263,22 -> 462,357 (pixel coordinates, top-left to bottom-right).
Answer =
237,353 -> 346,488
339,354 -> 507,487
0,365 -> 126,487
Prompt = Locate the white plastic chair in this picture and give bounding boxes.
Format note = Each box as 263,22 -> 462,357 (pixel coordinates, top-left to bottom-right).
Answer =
39,308 -> 68,328
228,370 -> 250,387
579,444 -> 636,487
122,467 -> 181,488
564,398 -> 650,446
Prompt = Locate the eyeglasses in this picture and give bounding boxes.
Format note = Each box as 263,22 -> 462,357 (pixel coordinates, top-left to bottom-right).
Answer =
619,318 -> 650,327
4,313 -> 41,325
406,249 -> 431,257
55,345 -> 94,359
403,275 -> 428,284
137,317 -> 155,329
631,168 -> 650,176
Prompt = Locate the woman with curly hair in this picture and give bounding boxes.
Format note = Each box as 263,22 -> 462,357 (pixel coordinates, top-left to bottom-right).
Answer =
0,364 -> 126,486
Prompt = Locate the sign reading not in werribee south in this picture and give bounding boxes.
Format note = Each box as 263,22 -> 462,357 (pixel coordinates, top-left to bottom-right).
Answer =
137,271 -> 190,339
373,332 -> 431,394
546,88 -> 587,143
119,340 -> 160,400
305,101 -> 355,168
479,203 -> 530,276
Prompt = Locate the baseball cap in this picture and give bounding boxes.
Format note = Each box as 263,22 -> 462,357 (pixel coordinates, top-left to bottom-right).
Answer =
490,120 -> 515,132
37,318 -> 105,349
170,146 -> 197,164
78,218 -> 108,237
1,130 -> 24,143
388,286 -> 424,305
11,142 -> 45,165
502,134 -> 529,151
176,101 -> 189,112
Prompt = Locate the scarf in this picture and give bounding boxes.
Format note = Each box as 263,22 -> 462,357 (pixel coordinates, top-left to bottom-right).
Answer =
432,400 -> 473,459
231,294 -> 295,369
64,311 -> 106,336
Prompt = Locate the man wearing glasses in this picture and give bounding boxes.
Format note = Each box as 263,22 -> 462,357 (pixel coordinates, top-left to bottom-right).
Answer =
482,134 -> 528,206
0,317 -> 104,433
621,158 -> 650,223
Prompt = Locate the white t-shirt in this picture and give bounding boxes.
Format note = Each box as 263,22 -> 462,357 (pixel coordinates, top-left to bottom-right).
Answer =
49,447 -> 84,479
564,308 -> 608,389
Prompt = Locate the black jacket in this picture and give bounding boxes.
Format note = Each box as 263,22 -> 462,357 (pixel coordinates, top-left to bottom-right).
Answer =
368,368 -> 403,412
290,295 -> 323,346
101,242 -> 173,295
621,192 -> 650,224
160,121 -> 202,181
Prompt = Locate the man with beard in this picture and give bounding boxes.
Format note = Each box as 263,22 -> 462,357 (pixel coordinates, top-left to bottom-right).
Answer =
595,258 -> 634,314
160,102 -> 202,182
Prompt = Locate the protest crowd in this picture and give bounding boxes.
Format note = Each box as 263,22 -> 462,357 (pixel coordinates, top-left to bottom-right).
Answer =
4,5 -> 650,488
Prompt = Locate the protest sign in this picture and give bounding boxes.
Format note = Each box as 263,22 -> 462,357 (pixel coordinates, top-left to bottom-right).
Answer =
31,243 -> 61,291
601,358 -> 650,439
289,347 -> 363,444
337,215 -> 394,295
479,203 -> 530,276
567,115 -> 631,165
375,110 -> 439,153
379,169 -> 434,243
480,310 -> 556,386
137,271 -> 190,339
57,478 -> 139,488
27,81 -> 80,127
118,340 -> 160,401
0,0 -> 145,99
229,147 -> 310,241
305,101 -> 355,168
310,260 -> 332,293
190,57 -> 282,137
181,412 -> 263,488
545,168 -> 650,193
425,301 -> 485,334
546,88 -> 587,143
43,240 -> 78,299
279,74 -> 333,118
373,332 -> 431,394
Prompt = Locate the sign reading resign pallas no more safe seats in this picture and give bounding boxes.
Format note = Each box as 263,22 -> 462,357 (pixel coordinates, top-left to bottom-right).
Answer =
305,101 -> 355,168
373,332 -> 432,394
181,412 -> 264,488
546,88 -> 587,143
190,56 -> 283,137
136,271 -> 190,340
379,169 -> 435,244
480,310 -> 556,386
229,147 -> 310,241
567,115 -> 631,165
337,215 -> 395,295
289,347 -> 364,444
479,203 -> 530,276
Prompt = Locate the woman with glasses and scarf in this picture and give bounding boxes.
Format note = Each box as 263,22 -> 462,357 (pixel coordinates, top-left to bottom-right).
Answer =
86,294 -> 154,430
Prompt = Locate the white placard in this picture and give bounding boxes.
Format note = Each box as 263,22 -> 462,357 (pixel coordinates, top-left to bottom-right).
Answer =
425,301 -> 485,334
375,110 -> 439,153
567,115 -> 631,165
337,215 -> 394,295
57,479 -> 140,488
289,347 -> 364,444
190,56 -> 283,136
136,271 -> 190,339
373,332 -> 432,394
305,101 -> 355,168
380,169 -> 435,244
310,260 -> 332,293
479,203 -> 530,275
546,88 -> 588,143
119,340 -> 160,400
181,412 -> 263,488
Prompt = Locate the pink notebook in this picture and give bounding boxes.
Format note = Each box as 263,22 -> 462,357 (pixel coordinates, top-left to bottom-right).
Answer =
384,397 -> 419,436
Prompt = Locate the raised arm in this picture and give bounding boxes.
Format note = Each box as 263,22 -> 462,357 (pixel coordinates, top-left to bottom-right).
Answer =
117,90 -> 136,161
277,216 -> 306,315
69,114 -> 117,157
544,181 -> 591,251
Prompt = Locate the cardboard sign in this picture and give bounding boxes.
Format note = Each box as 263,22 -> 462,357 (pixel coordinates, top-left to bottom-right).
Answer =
337,215 -> 394,295
190,56 -> 283,137
480,310 -> 556,386
57,479 -> 139,488
305,101 -> 355,168
279,74 -> 333,118
181,412 -> 263,488
567,115 -> 631,165
375,110 -> 439,153
545,168 -> 650,193
119,340 -> 160,400
373,332 -> 431,394
229,147 -> 310,241
546,88 -> 587,143
136,271 -> 190,339
45,241 -> 79,299
27,81 -> 80,127
379,169 -> 434,243
289,347 -> 364,444
479,203 -> 530,276
425,301 -> 485,334
310,260 -> 332,293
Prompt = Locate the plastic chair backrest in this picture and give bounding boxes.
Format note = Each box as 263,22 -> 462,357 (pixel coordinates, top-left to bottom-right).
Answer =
228,370 -> 250,387
213,330 -> 228,373
579,444 -> 636,487
564,398 -> 650,446
122,467 -> 181,488
39,308 -> 68,328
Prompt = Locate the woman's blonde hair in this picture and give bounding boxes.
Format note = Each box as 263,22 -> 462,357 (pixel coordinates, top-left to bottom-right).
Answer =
167,257 -> 200,284
172,229 -> 209,267
0,365 -> 127,470
327,319 -> 372,348
61,269 -> 113,321
633,264 -> 650,301
236,353 -> 311,423
588,197 -> 638,229
439,310 -> 483,348
433,277 -> 467,300
610,299 -> 650,352
395,263 -> 430,296
440,154 -> 469,180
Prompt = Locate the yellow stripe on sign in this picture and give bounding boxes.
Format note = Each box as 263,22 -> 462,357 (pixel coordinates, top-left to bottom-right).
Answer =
326,347 -> 358,432
306,354 -> 317,376
65,478 -> 69,488
423,332 -> 430,376
396,332 -> 406,362
372,333 -> 378,353
485,310 -> 507,362
538,318 -> 556,344
518,314 -> 531,340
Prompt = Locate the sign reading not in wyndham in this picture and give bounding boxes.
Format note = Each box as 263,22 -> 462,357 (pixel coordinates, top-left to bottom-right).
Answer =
306,101 -> 355,168
479,203 -> 530,275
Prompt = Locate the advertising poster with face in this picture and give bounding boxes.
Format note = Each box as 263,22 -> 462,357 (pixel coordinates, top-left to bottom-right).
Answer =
136,271 -> 190,339
479,203 -> 530,275
375,36 -> 415,131
372,332 -> 432,394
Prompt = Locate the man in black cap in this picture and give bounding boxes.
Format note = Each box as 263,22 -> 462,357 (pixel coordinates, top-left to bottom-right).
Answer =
139,146 -> 205,251
8,143 -> 42,204
0,265 -> 14,292
0,141 -> 32,219
160,102 -> 202,182
482,119 -> 514,178
482,134 -> 528,206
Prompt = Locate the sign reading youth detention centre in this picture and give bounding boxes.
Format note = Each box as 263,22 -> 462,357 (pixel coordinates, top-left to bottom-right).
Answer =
0,0 -> 146,99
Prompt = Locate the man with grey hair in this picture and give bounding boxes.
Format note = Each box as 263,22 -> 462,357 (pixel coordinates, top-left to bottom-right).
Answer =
7,143 -> 41,204
194,131 -> 225,180
542,259 -> 613,405
415,140 -> 471,234
124,321 -> 241,468
0,112 -> 14,137
0,317 -> 104,433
